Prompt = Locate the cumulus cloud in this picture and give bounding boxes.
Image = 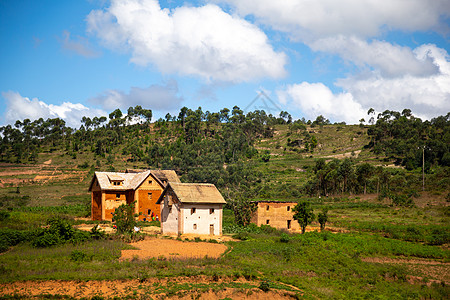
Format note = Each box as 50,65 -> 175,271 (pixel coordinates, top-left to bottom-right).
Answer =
277,82 -> 365,124
59,30 -> 100,58
218,0 -> 448,79
89,80 -> 183,112
278,44 -> 450,123
218,0 -> 450,41
336,44 -> 450,119
86,0 -> 286,83
2,91 -> 107,128
310,36 -> 439,78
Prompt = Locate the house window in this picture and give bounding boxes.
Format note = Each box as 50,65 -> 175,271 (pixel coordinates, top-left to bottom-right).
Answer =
148,180 -> 152,185
266,219 -> 270,225
112,181 -> 122,186
210,208 -> 215,214
148,209 -> 151,215
191,208 -> 196,215
116,193 -> 120,199
148,193 -> 152,200
193,224 -> 197,230
287,206 -> 290,211
266,205 -> 269,210
287,220 -> 291,229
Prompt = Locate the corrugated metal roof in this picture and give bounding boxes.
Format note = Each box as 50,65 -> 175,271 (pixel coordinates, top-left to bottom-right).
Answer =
166,182 -> 226,204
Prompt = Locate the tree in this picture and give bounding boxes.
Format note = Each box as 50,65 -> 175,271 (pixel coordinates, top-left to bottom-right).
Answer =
317,208 -> 328,231
112,201 -> 138,234
292,201 -> 315,234
356,163 -> 374,194
228,198 -> 256,226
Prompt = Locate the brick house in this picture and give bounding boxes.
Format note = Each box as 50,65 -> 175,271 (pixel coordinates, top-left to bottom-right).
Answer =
88,169 -> 180,221
251,201 -> 300,231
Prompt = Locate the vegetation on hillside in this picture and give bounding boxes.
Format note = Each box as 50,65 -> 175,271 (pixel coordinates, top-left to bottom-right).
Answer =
0,107 -> 449,298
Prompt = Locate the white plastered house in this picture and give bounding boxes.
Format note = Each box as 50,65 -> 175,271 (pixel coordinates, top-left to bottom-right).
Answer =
156,182 -> 226,236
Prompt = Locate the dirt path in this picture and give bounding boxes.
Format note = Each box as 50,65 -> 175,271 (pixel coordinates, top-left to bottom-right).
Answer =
362,256 -> 450,284
121,237 -> 229,260
0,277 -> 302,299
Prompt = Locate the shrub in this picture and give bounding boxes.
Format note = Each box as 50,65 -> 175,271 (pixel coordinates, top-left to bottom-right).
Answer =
112,201 -> 138,235
0,210 -> 10,221
32,216 -> 90,247
0,228 -> 34,252
90,224 -> 106,240
70,250 -> 92,262
259,280 -> 270,292
32,231 -> 61,248
279,233 -> 290,243
232,232 -> 250,240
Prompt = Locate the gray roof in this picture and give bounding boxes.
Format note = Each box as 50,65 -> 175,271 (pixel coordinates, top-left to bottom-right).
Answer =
88,169 -> 180,191
157,182 -> 226,204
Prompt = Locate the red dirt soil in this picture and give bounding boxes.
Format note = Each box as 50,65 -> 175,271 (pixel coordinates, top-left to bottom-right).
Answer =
120,237 -> 229,260
0,277 -> 302,299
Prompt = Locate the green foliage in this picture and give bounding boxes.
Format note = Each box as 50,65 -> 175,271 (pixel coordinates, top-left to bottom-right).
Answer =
227,198 -> 256,226
90,224 -> 106,240
259,280 -> 270,292
0,210 -> 10,221
70,250 -> 93,262
317,208 -> 328,231
367,110 -> 449,168
112,201 -> 138,235
292,201 -> 315,234
32,216 -> 90,248
0,228 -> 34,253
279,233 -> 290,243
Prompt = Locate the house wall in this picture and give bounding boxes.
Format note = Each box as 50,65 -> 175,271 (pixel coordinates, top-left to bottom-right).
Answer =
181,203 -> 223,235
136,174 -> 163,221
251,202 -> 300,231
91,178 -> 102,221
104,192 -> 127,220
160,192 -> 180,234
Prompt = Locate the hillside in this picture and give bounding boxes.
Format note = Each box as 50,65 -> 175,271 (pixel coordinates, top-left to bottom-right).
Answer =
0,108 -> 449,299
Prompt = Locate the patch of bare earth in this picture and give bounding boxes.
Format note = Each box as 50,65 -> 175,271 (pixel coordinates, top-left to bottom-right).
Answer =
0,277 -> 302,299
120,237 -> 229,260
362,257 -> 450,284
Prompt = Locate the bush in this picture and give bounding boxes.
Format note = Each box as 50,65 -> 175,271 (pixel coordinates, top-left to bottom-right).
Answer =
279,233 -> 290,243
259,280 -> 270,292
32,216 -> 90,247
0,210 -> 10,221
32,231 -> 61,247
0,228 -> 35,252
112,201 -> 138,235
232,232 -> 250,240
70,250 -> 92,262
90,224 -> 106,240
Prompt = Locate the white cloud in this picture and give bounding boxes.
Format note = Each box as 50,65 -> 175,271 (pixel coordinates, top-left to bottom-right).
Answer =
2,91 -> 107,128
89,80 -> 183,111
218,0 -> 450,41
87,0 -> 287,83
278,44 -> 450,123
310,36 -> 439,78
59,30 -> 100,58
277,82 -> 366,124
336,44 -> 450,120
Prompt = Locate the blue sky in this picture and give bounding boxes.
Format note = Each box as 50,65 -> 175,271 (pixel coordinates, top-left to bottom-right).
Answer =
1,0 -> 449,128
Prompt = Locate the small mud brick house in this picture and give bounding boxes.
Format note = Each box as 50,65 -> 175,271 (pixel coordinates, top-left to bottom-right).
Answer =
156,182 -> 226,236
89,169 -> 180,221
251,201 -> 300,231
